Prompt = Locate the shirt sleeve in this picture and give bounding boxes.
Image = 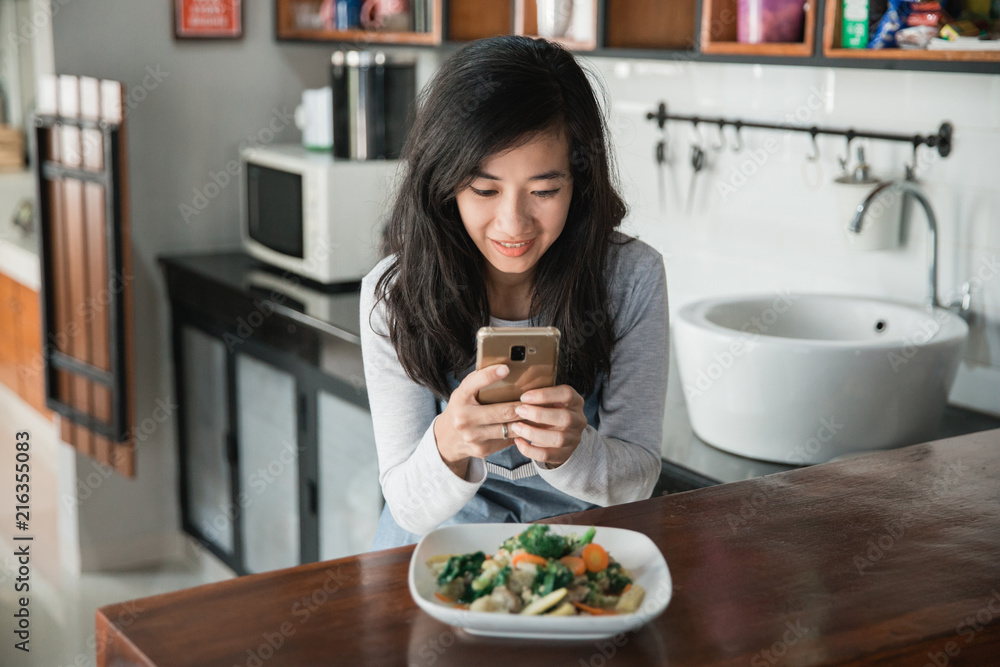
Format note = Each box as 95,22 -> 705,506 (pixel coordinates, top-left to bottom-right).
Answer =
360,266 -> 487,535
534,246 -> 668,506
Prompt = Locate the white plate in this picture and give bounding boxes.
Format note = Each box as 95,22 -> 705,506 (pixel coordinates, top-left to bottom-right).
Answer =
408,523 -> 672,640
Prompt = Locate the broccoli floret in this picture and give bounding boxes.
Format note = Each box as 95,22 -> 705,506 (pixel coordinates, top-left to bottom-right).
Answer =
502,525 -> 598,560
437,551 -> 486,586
519,525 -> 571,559
605,562 -> 632,595
585,588 -> 618,608
501,532 -> 523,553
533,560 -> 574,597
494,565 -> 512,588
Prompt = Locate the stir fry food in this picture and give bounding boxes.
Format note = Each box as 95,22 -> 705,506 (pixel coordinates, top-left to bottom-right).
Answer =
426,526 -> 645,616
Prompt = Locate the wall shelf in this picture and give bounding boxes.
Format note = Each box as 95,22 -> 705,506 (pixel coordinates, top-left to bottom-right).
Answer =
273,0 -> 1000,74
822,0 -> 1000,64
275,0 -> 443,45
700,0 -> 816,57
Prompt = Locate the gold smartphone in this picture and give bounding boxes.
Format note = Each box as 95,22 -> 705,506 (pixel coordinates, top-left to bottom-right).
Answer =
475,326 -> 560,405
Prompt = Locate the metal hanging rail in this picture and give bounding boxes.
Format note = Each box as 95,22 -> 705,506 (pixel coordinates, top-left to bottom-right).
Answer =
645,102 -> 953,158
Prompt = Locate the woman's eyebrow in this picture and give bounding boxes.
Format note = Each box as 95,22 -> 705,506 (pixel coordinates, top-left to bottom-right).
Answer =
474,169 -> 568,181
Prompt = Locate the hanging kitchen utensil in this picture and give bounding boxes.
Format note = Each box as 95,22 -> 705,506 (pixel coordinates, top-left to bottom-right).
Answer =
687,123 -> 706,217
731,121 -> 744,152
712,120 -> 726,152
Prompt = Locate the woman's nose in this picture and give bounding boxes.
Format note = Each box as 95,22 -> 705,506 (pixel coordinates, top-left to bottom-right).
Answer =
495,191 -> 532,235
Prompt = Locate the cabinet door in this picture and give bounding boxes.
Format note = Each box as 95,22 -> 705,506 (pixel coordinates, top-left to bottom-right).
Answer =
317,391 -> 383,560
236,353 -> 300,573
179,326 -> 235,556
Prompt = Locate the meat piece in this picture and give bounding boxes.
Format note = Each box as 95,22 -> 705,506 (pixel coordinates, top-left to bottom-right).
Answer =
489,586 -> 522,613
567,584 -> 590,603
507,569 -> 535,596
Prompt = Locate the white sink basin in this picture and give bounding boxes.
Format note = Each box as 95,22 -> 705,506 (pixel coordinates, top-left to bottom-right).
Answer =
673,294 -> 968,464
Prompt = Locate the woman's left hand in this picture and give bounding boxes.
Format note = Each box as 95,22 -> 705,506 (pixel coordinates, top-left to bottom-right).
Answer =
510,385 -> 587,468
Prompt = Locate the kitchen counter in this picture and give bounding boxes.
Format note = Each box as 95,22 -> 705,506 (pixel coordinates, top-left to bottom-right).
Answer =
162,251 -> 1000,489
96,427 -> 1000,666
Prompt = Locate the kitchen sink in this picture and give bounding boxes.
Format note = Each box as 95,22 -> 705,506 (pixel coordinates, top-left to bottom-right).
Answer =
673,293 -> 969,464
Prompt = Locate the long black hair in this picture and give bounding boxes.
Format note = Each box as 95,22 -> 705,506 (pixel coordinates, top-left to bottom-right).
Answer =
373,35 -> 629,401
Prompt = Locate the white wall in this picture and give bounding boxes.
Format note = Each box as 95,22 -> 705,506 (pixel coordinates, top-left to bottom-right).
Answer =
582,57 -> 1000,416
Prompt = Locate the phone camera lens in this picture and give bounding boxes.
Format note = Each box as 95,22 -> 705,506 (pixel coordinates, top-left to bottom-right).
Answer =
528,346 -> 536,354
510,345 -> 526,362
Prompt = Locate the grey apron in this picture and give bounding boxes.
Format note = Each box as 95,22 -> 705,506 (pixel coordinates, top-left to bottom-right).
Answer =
368,363 -> 603,551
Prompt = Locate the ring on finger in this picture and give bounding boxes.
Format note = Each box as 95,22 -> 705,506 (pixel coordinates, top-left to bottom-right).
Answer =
501,422 -> 509,440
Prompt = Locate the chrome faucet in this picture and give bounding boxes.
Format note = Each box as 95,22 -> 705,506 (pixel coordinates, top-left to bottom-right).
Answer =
849,180 -> 971,317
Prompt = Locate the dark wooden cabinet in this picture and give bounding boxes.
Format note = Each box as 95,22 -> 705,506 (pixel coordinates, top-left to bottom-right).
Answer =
163,252 -> 382,575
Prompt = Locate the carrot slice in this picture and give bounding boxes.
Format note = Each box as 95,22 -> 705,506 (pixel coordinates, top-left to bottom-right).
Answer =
572,601 -> 617,616
560,556 -> 586,577
512,552 -> 548,568
434,592 -> 456,604
622,583 -> 632,593
582,543 -> 609,573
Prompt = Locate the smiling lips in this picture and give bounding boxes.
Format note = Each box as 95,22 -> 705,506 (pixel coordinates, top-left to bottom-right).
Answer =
491,238 -> 535,257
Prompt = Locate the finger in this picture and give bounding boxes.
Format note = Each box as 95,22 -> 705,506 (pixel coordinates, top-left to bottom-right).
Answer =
520,384 -> 581,407
480,401 -> 523,425
470,438 -> 517,459
466,423 -> 519,447
513,404 -> 577,430
457,364 -> 510,402
514,437 -> 569,465
509,420 -> 561,448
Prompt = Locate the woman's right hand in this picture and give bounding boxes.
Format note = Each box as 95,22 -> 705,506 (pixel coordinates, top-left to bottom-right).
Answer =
434,364 -> 522,479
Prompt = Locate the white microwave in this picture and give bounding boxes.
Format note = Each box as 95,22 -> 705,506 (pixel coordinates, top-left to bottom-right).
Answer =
240,144 -> 398,284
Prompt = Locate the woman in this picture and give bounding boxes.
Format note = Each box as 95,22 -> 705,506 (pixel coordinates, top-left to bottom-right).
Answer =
361,35 -> 668,549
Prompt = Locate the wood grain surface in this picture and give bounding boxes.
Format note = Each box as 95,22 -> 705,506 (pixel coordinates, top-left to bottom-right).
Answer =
96,428 -> 1000,666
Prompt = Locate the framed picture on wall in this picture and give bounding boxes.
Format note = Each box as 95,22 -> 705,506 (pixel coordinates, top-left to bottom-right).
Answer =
174,0 -> 244,39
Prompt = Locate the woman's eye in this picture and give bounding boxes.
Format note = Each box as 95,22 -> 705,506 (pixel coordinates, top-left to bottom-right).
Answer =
534,189 -> 560,198
470,187 -> 497,197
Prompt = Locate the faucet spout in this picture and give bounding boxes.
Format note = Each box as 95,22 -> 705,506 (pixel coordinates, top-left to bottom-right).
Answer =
849,179 -> 937,310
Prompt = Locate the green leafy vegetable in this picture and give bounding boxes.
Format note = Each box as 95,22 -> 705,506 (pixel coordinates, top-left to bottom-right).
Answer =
463,562 -> 505,603
605,562 -> 632,595
437,551 -> 486,586
575,526 -> 596,550
533,560 -> 574,597
494,565 -> 511,588
585,588 -> 619,608
519,525 -> 570,559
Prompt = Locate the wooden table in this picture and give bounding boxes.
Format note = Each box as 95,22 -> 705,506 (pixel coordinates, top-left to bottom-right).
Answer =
97,429 -> 1000,666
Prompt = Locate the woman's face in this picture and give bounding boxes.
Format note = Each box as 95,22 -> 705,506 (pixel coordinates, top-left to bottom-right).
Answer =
455,129 -> 573,286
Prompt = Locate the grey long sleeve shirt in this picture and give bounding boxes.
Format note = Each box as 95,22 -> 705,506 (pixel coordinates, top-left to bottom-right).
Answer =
360,232 -> 669,536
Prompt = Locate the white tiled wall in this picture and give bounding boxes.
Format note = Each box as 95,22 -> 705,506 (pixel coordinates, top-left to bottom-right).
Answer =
581,57 -> 1000,416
